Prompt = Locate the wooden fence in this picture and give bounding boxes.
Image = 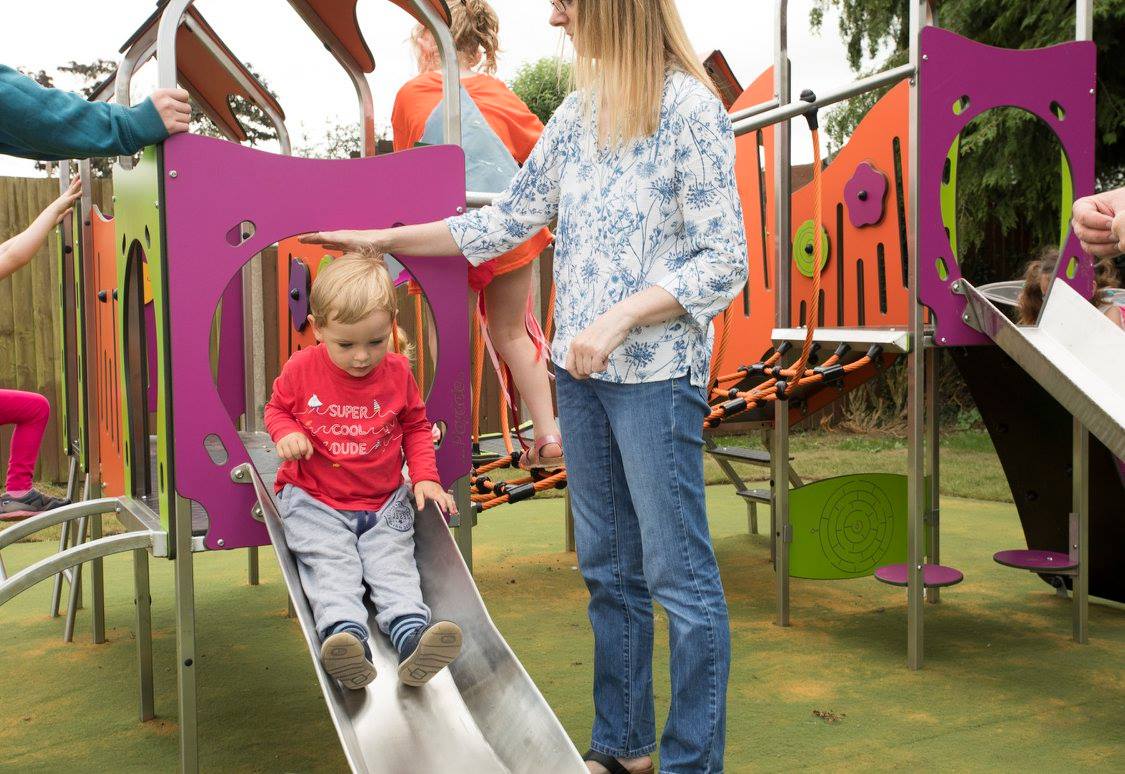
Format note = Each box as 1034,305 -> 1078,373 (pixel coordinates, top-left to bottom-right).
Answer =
1,176 -> 78,485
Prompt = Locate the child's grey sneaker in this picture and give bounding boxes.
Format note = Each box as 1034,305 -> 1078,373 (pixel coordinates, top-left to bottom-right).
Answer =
397,620 -> 462,687
320,631 -> 376,690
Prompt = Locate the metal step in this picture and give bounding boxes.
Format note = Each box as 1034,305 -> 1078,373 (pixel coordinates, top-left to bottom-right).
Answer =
707,446 -> 782,466
735,488 -> 771,503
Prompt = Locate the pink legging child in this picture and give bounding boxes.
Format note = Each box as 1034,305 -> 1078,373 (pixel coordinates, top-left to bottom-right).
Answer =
0,389 -> 50,496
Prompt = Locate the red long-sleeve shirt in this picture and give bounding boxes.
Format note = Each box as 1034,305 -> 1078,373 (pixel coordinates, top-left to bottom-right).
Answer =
264,346 -> 440,511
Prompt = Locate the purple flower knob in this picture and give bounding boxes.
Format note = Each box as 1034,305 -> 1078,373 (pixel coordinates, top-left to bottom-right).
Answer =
844,162 -> 888,228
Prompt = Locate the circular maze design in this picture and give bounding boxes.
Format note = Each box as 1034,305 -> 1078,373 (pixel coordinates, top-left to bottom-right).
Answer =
818,479 -> 896,574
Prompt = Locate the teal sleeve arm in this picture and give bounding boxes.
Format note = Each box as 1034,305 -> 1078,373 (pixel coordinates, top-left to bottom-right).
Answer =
0,65 -> 169,161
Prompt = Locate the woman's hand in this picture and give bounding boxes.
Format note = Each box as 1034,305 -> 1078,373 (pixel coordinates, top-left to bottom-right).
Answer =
1072,188 -> 1125,258
414,480 -> 458,516
49,179 -> 82,225
565,307 -> 633,380
298,229 -> 390,255
276,432 -> 314,461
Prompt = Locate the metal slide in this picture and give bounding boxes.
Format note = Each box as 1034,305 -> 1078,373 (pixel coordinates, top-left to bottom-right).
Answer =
243,467 -> 585,774
961,278 -> 1125,460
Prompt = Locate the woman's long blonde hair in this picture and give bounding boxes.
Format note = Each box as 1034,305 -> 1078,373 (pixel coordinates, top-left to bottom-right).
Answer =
570,0 -> 717,144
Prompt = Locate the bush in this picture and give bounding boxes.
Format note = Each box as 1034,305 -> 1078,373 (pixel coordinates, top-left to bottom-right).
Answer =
509,58 -> 574,125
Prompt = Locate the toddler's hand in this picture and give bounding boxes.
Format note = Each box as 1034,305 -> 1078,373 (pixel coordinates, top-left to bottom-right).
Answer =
276,432 -> 314,461
414,480 -> 458,516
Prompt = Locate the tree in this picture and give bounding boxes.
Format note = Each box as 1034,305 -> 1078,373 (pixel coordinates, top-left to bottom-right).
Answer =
810,0 -> 1125,267
189,64 -> 280,147
509,57 -> 574,124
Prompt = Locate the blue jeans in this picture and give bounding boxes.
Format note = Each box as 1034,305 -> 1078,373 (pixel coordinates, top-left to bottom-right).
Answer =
557,369 -> 730,773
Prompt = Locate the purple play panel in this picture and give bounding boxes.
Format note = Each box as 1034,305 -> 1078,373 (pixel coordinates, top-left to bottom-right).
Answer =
162,135 -> 469,551
918,28 -> 1096,346
993,549 -> 1076,571
874,563 -> 964,588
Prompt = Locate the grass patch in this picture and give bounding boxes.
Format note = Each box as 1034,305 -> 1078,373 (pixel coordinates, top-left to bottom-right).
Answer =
0,492 -> 1121,771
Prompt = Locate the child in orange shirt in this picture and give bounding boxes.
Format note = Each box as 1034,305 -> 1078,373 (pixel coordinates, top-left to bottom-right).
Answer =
392,0 -> 562,470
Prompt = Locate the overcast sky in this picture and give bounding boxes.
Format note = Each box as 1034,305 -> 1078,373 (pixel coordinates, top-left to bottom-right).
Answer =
0,0 -> 869,177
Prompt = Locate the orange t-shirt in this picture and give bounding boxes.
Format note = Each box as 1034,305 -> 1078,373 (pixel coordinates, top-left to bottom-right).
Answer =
392,71 -> 553,287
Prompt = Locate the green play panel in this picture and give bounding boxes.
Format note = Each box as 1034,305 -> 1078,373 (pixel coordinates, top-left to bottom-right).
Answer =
789,473 -> 931,580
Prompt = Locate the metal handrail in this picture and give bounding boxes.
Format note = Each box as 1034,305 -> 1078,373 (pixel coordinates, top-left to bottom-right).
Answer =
0,532 -> 156,607
0,498 -> 123,553
409,0 -> 462,146
733,63 -> 916,138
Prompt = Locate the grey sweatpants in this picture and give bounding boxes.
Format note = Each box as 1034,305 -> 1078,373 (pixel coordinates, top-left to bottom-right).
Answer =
278,483 -> 430,639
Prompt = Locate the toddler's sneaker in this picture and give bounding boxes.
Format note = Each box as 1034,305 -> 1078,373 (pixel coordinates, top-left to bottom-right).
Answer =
320,631 -> 376,690
0,489 -> 69,515
397,620 -> 462,687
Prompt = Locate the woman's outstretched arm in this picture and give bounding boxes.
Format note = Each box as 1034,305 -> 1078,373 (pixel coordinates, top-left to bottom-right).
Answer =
299,221 -> 459,258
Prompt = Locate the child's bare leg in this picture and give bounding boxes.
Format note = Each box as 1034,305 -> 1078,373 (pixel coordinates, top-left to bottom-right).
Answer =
482,264 -> 562,459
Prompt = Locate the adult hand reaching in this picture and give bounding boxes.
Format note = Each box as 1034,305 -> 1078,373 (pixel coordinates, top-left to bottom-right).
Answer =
299,230 -> 390,255
150,88 -> 192,135
1072,187 -> 1125,258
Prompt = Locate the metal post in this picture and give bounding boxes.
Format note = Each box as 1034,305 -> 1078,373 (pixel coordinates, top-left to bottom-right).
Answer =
905,0 -> 930,670
134,548 -> 155,721
63,518 -> 89,641
91,512 -> 106,643
771,0 -> 792,628
926,346 -> 941,605
453,479 -> 473,573
248,547 -> 260,586
1076,0 -> 1093,41
174,496 -> 199,772
1071,418 -> 1089,643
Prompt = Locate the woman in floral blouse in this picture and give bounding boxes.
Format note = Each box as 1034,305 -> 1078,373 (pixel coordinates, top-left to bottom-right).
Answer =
302,1 -> 747,771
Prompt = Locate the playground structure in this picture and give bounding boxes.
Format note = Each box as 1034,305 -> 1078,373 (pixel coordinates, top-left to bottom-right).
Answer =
0,0 -> 1123,771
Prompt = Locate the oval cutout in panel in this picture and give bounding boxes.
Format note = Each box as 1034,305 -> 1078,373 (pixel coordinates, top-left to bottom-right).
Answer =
204,433 -> 229,466
431,419 -> 447,450
225,220 -> 257,248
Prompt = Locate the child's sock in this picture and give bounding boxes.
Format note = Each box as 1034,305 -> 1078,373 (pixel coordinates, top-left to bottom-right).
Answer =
389,614 -> 428,657
324,620 -> 372,661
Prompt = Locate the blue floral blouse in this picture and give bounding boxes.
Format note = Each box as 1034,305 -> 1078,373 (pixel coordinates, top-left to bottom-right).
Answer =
446,70 -> 748,387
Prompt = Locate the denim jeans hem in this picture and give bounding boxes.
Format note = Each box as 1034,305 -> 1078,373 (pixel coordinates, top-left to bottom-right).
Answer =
660,769 -> 722,774
589,739 -> 658,759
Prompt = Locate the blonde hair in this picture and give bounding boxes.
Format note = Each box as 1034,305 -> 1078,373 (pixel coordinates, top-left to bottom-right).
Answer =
570,0 -> 719,144
1017,247 -> 1118,324
310,249 -> 411,357
411,0 -> 500,75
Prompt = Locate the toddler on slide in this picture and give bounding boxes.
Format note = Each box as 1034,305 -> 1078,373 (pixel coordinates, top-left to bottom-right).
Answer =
265,249 -> 462,689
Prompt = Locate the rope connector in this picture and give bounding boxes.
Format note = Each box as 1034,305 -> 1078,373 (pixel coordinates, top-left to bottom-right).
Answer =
800,89 -> 819,131
775,380 -> 790,400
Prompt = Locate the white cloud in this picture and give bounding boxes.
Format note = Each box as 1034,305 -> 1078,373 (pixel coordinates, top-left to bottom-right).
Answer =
1,0 -> 862,177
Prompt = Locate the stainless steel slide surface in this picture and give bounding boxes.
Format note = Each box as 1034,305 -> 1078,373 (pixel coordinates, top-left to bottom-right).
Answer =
963,278 -> 1125,460
246,468 -> 585,774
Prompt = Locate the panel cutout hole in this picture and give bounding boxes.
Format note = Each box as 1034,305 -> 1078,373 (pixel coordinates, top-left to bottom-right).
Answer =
225,221 -> 256,247
431,420 -> 447,450
144,225 -> 151,248
936,257 -> 949,281
952,96 -> 970,115
1066,255 -> 1078,279
1050,101 -> 1066,121
204,434 -> 229,466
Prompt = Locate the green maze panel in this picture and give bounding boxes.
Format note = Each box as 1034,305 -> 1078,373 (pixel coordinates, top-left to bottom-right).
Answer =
789,473 -> 930,580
